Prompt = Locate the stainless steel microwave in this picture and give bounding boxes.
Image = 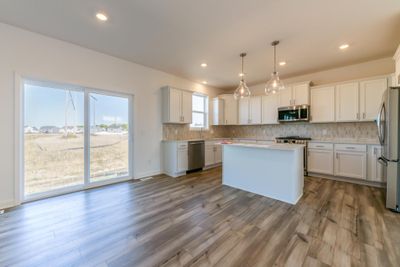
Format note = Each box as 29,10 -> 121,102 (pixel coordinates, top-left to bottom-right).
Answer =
278,105 -> 310,122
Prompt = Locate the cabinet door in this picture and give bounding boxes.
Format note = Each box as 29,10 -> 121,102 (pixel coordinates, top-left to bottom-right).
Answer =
310,86 -> 335,122
239,98 -> 250,125
177,145 -> 188,172
215,145 -> 222,164
292,83 -> 310,105
169,88 -> 182,123
278,87 -> 292,107
212,98 -> 224,125
367,146 -> 384,182
250,96 -> 262,124
308,149 -> 334,175
223,95 -> 238,125
181,90 -> 192,124
262,94 -> 279,124
334,151 -> 366,179
335,82 -> 359,121
204,143 -> 215,166
360,78 -> 387,121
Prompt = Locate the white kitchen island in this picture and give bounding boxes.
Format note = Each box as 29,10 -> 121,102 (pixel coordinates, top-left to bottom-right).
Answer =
222,143 -> 304,204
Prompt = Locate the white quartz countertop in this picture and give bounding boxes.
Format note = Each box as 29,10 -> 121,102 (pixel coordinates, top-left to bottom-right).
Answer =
223,143 -> 305,151
162,138 -> 379,145
309,138 -> 379,145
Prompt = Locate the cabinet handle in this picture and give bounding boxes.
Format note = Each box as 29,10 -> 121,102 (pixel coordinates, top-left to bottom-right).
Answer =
363,113 -> 366,119
346,147 -> 355,149
336,153 -> 338,159
373,148 -> 377,155
316,145 -> 324,148
357,113 -> 360,120
293,99 -> 296,105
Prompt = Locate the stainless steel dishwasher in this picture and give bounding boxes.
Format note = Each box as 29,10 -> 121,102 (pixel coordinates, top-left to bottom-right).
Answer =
188,140 -> 205,171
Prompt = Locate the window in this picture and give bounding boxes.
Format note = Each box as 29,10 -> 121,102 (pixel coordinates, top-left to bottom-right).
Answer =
23,79 -> 132,199
191,94 -> 208,129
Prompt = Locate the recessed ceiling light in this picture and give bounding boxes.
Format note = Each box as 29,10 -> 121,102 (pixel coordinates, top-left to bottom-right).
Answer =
238,73 -> 245,77
201,63 -> 208,68
96,12 -> 108,21
202,81 -> 208,84
279,61 -> 287,66
339,44 -> 349,50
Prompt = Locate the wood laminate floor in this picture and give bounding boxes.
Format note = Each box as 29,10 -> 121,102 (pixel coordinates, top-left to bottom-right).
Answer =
1,167 -> 400,267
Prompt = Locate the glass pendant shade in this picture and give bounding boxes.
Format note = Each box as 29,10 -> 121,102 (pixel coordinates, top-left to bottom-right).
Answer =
233,52 -> 251,100
234,80 -> 251,99
265,71 -> 285,95
265,41 -> 285,95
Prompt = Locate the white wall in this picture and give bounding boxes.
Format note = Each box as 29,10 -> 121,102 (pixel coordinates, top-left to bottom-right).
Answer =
0,23 -> 223,208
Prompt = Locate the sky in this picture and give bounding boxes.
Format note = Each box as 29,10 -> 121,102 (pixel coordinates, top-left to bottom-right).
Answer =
24,83 -> 129,128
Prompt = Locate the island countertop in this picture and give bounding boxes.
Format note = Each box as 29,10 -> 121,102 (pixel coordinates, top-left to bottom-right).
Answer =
221,143 -> 304,151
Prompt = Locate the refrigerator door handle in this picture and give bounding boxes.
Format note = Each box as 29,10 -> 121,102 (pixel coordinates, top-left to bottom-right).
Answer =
378,157 -> 388,166
376,103 -> 385,146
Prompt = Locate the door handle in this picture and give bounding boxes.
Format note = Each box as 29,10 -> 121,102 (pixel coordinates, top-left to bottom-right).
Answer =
378,157 -> 388,166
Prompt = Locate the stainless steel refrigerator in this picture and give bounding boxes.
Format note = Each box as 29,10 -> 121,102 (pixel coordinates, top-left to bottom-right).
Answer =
377,86 -> 400,212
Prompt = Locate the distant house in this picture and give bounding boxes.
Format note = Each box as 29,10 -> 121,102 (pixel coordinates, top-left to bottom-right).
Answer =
24,126 -> 39,134
39,126 -> 60,134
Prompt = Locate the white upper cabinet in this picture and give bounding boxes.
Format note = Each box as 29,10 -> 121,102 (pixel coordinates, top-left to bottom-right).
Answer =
278,82 -> 310,107
310,86 -> 335,123
239,96 -> 262,125
250,96 -> 262,124
162,86 -> 192,124
212,98 -> 224,125
213,94 -> 238,125
262,94 -> 279,124
181,90 -> 193,124
335,82 -> 359,122
292,83 -> 310,105
278,87 -> 292,107
359,78 -> 387,121
239,98 -> 250,124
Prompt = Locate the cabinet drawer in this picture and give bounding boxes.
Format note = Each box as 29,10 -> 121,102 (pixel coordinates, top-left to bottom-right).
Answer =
335,144 -> 366,152
177,142 -> 188,150
308,143 -> 333,150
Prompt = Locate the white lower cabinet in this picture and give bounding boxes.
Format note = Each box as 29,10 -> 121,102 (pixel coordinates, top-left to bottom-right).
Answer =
307,143 -> 334,175
367,145 -> 384,182
334,144 -> 367,180
163,141 -> 188,177
204,141 -> 222,167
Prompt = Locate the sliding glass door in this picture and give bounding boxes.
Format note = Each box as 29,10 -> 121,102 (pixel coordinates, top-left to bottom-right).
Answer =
23,80 -> 132,199
89,93 -> 129,182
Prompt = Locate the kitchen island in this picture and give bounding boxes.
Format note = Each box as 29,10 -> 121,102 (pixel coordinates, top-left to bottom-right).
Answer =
222,143 -> 304,204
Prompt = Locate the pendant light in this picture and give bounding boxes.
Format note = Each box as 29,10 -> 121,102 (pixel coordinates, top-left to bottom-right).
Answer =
265,41 -> 285,95
233,53 -> 251,100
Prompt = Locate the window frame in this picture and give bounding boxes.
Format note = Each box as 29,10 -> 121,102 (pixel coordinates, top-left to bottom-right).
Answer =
190,93 -> 209,130
17,76 -> 134,202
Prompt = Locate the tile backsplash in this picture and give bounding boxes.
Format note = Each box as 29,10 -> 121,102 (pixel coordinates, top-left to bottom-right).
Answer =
163,122 -> 378,141
163,124 -> 228,140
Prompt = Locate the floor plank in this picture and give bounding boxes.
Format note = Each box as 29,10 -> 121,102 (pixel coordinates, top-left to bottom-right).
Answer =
0,167 -> 399,267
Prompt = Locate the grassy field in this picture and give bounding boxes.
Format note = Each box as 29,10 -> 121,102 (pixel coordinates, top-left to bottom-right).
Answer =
24,133 -> 129,195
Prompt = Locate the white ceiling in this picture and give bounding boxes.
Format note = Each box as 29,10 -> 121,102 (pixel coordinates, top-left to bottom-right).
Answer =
0,0 -> 399,89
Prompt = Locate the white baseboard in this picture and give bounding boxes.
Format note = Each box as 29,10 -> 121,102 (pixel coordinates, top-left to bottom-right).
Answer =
308,172 -> 386,188
134,170 -> 162,180
0,199 -> 17,210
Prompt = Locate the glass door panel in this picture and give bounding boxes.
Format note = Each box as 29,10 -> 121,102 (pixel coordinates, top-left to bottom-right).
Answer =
89,93 -> 129,182
24,83 -> 84,196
